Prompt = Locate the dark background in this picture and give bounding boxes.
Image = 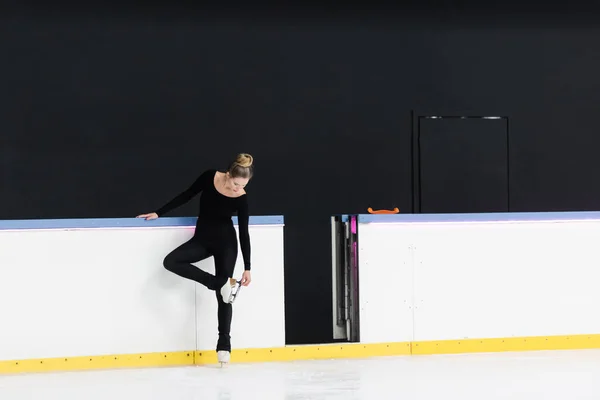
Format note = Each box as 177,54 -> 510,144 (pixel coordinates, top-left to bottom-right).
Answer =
3,2 -> 600,345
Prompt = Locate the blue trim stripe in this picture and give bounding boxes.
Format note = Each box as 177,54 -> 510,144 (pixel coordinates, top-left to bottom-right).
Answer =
334,215 -> 350,223
358,211 -> 600,224
0,215 -> 284,230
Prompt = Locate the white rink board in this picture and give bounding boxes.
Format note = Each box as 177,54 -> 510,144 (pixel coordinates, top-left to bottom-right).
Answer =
357,223 -> 414,344
410,221 -> 600,341
357,212 -> 600,343
0,217 -> 285,361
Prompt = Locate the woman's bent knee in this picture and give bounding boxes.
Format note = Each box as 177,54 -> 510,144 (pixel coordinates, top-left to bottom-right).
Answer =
163,254 -> 176,271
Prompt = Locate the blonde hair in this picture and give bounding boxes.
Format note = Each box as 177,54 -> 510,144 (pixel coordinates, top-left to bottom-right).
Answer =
228,153 -> 254,179
235,153 -> 253,168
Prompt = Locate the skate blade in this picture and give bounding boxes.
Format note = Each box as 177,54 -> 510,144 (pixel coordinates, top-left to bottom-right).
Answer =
228,280 -> 243,304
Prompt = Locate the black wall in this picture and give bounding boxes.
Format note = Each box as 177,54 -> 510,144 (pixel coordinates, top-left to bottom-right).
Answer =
3,4 -> 600,345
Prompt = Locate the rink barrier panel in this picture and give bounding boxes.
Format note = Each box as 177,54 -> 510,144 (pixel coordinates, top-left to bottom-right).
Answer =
3,212 -> 600,374
356,210 -> 600,350
0,216 -> 285,374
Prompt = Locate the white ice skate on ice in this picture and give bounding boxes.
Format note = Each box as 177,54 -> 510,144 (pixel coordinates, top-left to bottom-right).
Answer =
217,350 -> 230,367
219,278 -> 242,304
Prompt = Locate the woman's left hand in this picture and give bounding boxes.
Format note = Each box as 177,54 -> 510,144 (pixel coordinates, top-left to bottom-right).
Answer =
241,271 -> 252,286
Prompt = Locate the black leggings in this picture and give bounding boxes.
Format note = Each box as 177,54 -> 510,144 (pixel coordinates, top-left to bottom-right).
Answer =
163,236 -> 238,352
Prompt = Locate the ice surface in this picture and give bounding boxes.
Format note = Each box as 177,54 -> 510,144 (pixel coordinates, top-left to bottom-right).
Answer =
1,350 -> 600,399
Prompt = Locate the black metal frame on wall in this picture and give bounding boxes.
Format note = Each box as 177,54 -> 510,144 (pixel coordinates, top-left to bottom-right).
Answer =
410,111 -> 511,214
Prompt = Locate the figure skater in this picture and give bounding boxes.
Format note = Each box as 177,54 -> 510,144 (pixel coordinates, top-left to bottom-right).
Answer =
137,153 -> 254,365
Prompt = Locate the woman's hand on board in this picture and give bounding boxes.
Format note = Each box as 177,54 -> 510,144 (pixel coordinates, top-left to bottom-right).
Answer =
136,212 -> 158,220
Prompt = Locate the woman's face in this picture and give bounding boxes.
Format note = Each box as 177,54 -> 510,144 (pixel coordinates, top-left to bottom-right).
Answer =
227,175 -> 249,193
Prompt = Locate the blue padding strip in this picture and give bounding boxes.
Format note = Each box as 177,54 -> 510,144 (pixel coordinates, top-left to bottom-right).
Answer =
334,215 -> 350,223
0,215 -> 284,230
358,211 -> 600,224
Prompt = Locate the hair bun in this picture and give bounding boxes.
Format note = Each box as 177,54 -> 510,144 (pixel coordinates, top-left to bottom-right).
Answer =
236,153 -> 253,168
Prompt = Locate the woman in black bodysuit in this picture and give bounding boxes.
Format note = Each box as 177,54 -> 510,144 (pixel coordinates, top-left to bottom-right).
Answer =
137,153 -> 253,364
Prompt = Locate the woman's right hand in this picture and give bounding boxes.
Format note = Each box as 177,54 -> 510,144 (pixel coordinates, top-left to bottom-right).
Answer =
136,212 -> 158,220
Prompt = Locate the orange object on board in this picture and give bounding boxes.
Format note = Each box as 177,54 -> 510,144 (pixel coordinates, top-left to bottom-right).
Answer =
367,207 -> 399,214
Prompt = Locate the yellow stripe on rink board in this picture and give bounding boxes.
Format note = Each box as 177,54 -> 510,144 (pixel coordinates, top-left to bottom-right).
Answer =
196,342 -> 413,365
0,343 -> 412,374
3,334 -> 600,374
411,334 -> 600,355
0,351 -> 195,375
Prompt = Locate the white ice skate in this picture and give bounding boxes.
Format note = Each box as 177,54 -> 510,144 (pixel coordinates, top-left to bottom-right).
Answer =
219,278 -> 242,304
217,350 -> 230,367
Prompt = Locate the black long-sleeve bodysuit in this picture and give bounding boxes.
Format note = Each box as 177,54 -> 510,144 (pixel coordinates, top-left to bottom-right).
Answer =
156,169 -> 251,353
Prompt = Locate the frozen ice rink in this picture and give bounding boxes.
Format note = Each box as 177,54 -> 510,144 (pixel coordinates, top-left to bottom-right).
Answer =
2,349 -> 600,399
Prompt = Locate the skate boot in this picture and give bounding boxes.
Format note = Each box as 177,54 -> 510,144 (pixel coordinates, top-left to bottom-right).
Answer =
219,278 -> 242,304
217,350 -> 230,367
